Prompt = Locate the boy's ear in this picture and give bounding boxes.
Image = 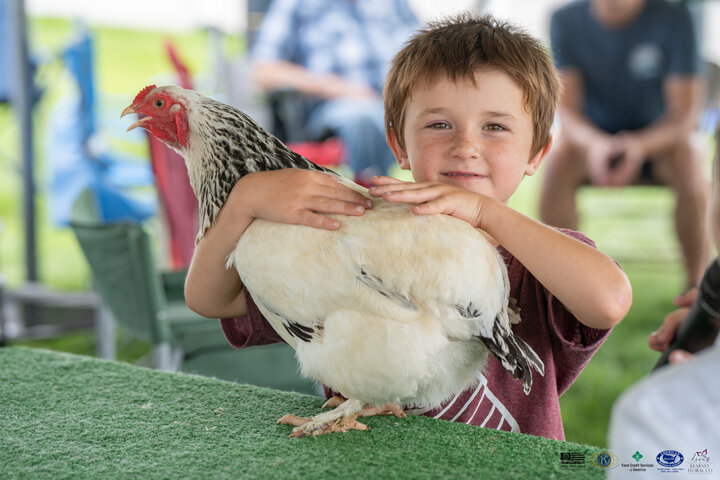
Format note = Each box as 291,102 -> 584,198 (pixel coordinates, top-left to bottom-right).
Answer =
525,136 -> 553,176
387,128 -> 411,170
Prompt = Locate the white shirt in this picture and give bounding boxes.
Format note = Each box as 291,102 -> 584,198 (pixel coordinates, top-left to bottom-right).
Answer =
607,338 -> 720,478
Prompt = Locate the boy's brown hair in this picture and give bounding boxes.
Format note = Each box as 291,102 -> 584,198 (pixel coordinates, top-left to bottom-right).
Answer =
384,14 -> 561,157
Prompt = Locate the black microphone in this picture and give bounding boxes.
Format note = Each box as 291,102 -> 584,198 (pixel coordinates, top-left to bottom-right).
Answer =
653,259 -> 720,370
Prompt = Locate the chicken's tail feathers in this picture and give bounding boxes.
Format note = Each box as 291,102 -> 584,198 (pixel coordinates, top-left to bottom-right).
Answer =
479,318 -> 545,395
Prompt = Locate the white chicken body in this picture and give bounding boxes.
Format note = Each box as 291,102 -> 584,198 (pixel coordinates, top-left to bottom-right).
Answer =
125,85 -> 543,434
231,178 -> 508,408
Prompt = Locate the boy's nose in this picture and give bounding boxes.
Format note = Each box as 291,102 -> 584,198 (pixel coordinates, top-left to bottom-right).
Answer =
450,130 -> 481,161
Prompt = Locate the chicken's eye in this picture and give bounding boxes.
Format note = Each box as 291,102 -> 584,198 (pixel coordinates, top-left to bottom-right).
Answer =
154,99 -> 165,108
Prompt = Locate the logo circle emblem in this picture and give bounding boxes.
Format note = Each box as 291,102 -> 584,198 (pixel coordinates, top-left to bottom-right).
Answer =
656,450 -> 684,468
588,451 -> 619,469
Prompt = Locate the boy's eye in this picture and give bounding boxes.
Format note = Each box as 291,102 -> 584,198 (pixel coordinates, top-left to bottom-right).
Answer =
427,122 -> 451,129
484,123 -> 506,132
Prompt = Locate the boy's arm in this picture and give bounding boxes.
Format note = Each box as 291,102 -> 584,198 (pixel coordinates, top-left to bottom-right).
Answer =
482,200 -> 631,329
370,178 -> 632,330
184,169 -> 371,319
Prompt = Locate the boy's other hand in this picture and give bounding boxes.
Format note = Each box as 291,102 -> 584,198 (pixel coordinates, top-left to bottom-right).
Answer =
369,176 -> 486,229
232,169 -> 371,230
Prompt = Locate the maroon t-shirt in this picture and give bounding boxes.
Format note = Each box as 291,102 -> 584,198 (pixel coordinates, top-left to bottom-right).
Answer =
220,229 -> 611,440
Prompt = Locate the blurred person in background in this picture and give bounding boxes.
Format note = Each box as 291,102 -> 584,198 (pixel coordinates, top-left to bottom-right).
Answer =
539,0 -> 710,293
250,0 -> 419,185
607,123 -> 720,474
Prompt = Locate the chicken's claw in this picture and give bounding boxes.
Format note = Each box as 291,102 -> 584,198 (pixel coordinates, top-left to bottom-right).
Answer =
277,414 -> 311,427
288,415 -> 369,438
358,403 -> 406,418
321,396 -> 346,409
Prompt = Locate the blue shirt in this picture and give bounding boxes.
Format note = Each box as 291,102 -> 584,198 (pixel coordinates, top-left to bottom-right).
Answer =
250,0 -> 419,93
550,0 -> 700,133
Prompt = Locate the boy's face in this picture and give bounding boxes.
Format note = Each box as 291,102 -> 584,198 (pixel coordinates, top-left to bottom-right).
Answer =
388,69 -> 548,204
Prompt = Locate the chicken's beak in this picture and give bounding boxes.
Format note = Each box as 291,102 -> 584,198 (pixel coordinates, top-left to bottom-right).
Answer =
121,105 -> 135,118
121,105 -> 152,132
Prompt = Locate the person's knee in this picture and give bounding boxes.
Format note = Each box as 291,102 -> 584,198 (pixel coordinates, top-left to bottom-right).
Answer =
658,136 -> 707,192
542,136 -> 587,187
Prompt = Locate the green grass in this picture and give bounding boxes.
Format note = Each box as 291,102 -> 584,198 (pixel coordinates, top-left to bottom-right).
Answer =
3,16 -> 700,450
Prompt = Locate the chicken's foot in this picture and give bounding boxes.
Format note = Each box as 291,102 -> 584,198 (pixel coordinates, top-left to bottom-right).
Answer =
277,398 -> 405,437
322,395 -> 406,418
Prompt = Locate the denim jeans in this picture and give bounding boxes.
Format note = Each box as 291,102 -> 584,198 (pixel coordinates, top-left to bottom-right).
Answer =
306,97 -> 396,180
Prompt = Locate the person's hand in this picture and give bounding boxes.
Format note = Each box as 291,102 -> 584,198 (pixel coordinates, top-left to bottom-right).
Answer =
322,75 -> 379,100
605,132 -> 646,186
230,169 -> 372,230
586,135 -> 620,186
648,288 -> 699,364
369,176 -> 487,229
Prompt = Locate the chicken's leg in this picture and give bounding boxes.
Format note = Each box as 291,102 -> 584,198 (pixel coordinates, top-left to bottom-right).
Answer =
323,395 -> 406,418
277,398 -> 405,437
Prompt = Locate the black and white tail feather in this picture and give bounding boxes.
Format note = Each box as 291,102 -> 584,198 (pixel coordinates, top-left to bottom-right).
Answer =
480,306 -> 544,394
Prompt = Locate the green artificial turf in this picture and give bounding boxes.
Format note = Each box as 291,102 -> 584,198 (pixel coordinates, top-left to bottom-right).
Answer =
1,347 -> 606,479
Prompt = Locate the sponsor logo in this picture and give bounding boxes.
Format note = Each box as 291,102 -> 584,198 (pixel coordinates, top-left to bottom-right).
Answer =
688,449 -> 713,475
560,452 -> 586,469
656,450 -> 684,468
620,451 -> 655,473
587,451 -> 619,469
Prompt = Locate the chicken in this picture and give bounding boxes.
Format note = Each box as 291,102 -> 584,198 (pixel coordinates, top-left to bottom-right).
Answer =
122,85 -> 544,437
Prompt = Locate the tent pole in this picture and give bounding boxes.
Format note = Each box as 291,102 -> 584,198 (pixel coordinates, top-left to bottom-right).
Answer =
10,0 -> 37,283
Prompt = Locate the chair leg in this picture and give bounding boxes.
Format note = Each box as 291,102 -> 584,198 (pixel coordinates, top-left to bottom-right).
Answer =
95,303 -> 116,360
153,342 -> 172,371
170,346 -> 184,372
153,342 -> 183,372
1,291 -> 24,340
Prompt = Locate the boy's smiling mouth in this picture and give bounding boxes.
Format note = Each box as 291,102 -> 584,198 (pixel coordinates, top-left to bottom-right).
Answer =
442,171 -> 485,178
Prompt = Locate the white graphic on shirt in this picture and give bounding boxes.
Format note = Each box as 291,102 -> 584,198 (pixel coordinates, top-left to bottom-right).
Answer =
405,373 -> 520,433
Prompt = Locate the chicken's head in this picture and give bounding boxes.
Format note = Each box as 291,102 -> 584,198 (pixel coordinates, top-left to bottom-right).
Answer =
122,85 -> 190,150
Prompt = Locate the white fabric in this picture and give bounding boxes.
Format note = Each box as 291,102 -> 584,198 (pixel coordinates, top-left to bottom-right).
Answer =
607,338 -> 720,478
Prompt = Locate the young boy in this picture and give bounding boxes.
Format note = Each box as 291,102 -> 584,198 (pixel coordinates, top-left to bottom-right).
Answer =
184,15 -> 632,441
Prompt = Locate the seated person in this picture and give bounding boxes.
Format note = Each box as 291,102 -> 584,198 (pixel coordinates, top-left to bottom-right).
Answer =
539,0 -> 710,290
250,0 -> 419,184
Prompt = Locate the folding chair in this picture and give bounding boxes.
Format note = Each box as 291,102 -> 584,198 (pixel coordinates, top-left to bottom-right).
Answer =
70,189 -> 227,371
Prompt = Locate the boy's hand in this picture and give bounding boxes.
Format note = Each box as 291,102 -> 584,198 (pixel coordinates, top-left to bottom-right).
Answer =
231,169 -> 371,230
369,176 -> 486,229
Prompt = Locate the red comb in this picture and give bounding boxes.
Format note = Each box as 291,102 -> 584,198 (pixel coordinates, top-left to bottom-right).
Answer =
133,84 -> 157,104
